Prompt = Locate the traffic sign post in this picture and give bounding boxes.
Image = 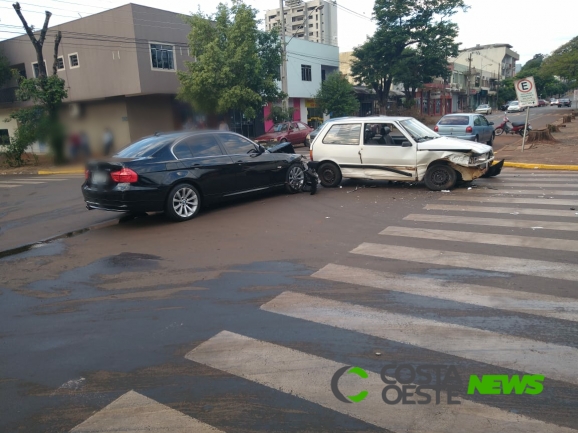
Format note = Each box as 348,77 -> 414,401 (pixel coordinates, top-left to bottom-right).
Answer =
574,89 -> 578,109
514,77 -> 538,152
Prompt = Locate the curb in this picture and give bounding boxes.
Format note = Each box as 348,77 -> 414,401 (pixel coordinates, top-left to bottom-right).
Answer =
0,218 -> 118,260
38,168 -> 84,175
495,161 -> 578,171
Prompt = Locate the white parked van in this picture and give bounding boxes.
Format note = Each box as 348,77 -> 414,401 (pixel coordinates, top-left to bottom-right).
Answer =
309,116 -> 495,191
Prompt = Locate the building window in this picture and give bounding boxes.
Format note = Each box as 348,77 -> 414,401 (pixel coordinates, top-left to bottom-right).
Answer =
322,69 -> 326,81
309,23 -> 313,28
0,129 -> 9,145
32,61 -> 46,78
56,56 -> 65,70
301,64 -> 312,81
68,53 -> 79,69
316,23 -> 318,29
150,43 -> 175,70
309,32 -> 314,36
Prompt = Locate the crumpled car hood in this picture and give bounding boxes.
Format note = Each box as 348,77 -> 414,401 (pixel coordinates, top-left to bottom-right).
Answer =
418,136 -> 492,155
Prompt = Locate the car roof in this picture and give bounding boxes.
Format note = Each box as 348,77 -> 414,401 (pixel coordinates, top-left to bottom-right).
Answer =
325,116 -> 413,123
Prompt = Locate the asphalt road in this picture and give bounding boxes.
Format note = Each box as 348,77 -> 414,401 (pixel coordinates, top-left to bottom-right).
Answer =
1,168 -> 577,433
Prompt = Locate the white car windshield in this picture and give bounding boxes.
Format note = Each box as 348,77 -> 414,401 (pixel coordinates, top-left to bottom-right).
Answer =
399,118 -> 440,142
510,101 -> 519,105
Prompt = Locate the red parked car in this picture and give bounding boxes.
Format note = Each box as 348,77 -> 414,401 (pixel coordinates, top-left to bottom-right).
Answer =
255,121 -> 313,147
537,99 -> 547,107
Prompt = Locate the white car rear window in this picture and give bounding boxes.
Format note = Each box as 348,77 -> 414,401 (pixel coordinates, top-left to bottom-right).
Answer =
322,124 -> 361,145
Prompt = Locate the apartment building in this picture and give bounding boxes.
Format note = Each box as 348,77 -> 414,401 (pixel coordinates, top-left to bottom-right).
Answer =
0,4 -> 194,153
265,0 -> 338,47
454,43 -> 520,80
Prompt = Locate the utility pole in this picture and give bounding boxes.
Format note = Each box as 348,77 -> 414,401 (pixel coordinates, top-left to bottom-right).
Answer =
279,0 -> 289,111
466,52 -> 473,111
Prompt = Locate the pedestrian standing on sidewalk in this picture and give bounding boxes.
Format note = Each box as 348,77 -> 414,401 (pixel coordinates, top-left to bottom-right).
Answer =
102,127 -> 114,156
218,118 -> 229,131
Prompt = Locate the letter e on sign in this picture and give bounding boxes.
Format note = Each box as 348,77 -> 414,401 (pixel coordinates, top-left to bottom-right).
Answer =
514,76 -> 538,108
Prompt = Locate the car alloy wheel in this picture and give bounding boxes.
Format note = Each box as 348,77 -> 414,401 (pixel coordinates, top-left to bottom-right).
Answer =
286,163 -> 305,193
166,184 -> 200,222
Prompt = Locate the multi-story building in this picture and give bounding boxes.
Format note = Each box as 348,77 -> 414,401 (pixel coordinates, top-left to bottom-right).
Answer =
453,43 -> 520,80
0,4 -> 195,153
265,0 -> 338,47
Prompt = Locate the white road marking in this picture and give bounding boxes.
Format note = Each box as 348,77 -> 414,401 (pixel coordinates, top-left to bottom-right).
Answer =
312,263 -> 578,322
403,214 -> 578,231
70,390 -> 224,432
187,331 -> 577,433
467,189 -> 578,196
382,225 -> 578,252
0,184 -> 20,188
439,196 -> 578,206
261,292 -> 578,386
424,204 -> 578,218
0,180 -> 45,184
478,183 -> 578,188
351,243 -> 578,281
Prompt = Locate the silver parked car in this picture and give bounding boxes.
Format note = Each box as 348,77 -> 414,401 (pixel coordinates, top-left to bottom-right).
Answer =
434,114 -> 495,146
475,104 -> 492,115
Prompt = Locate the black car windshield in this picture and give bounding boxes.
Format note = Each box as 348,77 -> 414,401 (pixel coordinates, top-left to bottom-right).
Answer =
115,136 -> 176,158
399,118 -> 440,142
268,123 -> 289,133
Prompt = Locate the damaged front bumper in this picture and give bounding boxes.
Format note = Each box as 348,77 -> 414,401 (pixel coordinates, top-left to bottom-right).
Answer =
447,150 -> 495,181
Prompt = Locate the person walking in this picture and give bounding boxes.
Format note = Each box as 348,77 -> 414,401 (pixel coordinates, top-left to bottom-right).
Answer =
103,127 -> 114,156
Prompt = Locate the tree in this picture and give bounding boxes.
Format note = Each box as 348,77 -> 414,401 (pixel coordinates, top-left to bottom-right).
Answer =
392,47 -> 451,103
350,0 -> 466,114
4,3 -> 68,165
516,53 -> 569,99
314,72 -> 359,118
178,1 -> 285,120
267,106 -> 295,123
541,36 -> 578,85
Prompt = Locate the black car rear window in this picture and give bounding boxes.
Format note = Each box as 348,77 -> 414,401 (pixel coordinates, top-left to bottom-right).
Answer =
438,116 -> 469,126
115,136 -> 175,158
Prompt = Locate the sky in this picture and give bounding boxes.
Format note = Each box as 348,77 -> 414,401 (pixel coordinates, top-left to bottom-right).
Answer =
0,0 -> 576,65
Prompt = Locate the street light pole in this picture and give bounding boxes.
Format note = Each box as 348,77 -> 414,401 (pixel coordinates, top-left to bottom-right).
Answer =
279,0 -> 289,111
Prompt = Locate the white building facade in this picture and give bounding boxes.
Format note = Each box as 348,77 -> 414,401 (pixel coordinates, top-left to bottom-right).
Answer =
265,0 -> 338,47
453,43 -> 520,80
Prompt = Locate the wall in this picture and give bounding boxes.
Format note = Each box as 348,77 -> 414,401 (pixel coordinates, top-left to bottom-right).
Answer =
126,95 -> 177,142
285,37 -> 339,99
132,4 -> 193,95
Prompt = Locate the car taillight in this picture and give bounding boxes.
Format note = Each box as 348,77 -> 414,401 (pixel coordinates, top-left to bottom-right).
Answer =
110,168 -> 138,183
434,126 -> 439,132
466,126 -> 473,133
84,169 -> 90,180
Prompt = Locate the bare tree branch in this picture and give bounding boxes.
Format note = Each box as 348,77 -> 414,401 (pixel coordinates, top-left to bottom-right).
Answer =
52,31 -> 62,76
12,2 -> 52,77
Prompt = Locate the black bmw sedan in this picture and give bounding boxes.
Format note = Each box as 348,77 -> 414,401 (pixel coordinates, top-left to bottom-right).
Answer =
82,130 -> 306,222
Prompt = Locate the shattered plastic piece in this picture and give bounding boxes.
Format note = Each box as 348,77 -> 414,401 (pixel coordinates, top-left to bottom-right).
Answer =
467,187 -> 472,190
531,227 -> 543,230
339,186 -> 342,188
510,212 -> 519,215
570,207 -> 575,210
325,217 -> 330,219
441,190 -> 451,193
375,352 -> 382,356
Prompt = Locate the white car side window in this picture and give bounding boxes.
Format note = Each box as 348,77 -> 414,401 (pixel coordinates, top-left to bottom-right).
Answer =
322,124 -> 361,145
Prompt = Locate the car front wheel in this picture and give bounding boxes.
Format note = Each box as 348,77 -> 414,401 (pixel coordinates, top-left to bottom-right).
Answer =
318,162 -> 342,188
424,164 -> 457,191
165,183 -> 201,222
286,163 -> 305,193
487,133 -> 494,146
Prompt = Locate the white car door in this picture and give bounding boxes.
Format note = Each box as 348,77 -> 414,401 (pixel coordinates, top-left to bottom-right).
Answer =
317,122 -> 364,178
359,122 -> 417,180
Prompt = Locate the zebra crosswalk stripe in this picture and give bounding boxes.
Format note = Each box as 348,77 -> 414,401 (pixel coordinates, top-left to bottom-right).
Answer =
424,204 -> 578,218
381,225 -> 578,252
0,184 -> 20,188
312,263 -> 578,322
439,195 -> 578,206
466,189 -> 578,196
402,214 -> 578,231
351,243 -> 578,281
261,292 -> 578,386
187,331 -> 577,433
70,390 -> 224,432
481,183 -> 578,188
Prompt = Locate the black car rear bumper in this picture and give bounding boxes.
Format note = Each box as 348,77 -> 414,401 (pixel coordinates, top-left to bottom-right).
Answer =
82,185 -> 164,213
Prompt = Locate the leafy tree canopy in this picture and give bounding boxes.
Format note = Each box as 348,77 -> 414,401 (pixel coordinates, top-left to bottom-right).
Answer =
314,72 -> 359,118
350,0 -> 467,113
541,35 -> 578,84
178,0 -> 284,119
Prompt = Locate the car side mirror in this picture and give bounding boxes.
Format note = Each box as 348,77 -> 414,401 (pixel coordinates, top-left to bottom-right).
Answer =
401,141 -> 412,147
489,122 -> 494,125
